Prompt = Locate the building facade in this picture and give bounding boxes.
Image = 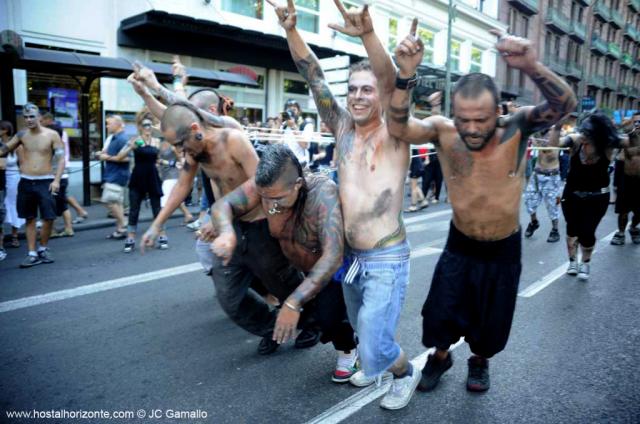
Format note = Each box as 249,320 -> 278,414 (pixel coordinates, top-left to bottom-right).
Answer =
498,0 -> 640,113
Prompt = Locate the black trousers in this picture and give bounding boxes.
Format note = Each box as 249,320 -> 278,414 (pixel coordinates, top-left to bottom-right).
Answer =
561,190 -> 609,247
423,159 -> 443,200
128,188 -> 161,232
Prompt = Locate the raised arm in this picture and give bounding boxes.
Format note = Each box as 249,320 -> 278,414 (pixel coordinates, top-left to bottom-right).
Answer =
329,1 -> 396,109
387,18 -> 443,144
210,179 -> 261,265
0,132 -> 23,157
490,30 -> 577,135
267,0 -> 350,135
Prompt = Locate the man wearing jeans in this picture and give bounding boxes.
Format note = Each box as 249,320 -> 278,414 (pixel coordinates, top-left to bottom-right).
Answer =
97,115 -> 130,239
268,0 -> 420,410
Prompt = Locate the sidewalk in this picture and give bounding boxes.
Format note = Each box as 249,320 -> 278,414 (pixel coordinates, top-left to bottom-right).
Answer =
2,201 -> 200,240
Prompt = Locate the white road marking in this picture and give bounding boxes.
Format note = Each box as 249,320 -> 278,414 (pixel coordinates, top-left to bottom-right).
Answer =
0,263 -> 202,313
305,339 -> 464,424
518,230 -> 618,298
404,209 -> 452,225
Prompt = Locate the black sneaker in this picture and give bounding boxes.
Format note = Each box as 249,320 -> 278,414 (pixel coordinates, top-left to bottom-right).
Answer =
629,228 -> 640,244
123,239 -> 135,253
258,335 -> 279,355
547,229 -> 560,243
524,220 -> 539,238
610,231 -> 625,246
158,236 -> 169,250
38,248 -> 54,264
20,254 -> 42,268
467,356 -> 490,392
418,352 -> 453,392
294,327 -> 321,349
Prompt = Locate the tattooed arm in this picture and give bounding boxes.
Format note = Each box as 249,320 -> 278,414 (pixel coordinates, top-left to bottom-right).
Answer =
286,180 -> 344,309
0,133 -> 22,157
210,179 -> 261,264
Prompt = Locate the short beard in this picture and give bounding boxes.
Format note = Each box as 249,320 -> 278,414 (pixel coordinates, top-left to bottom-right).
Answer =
459,128 -> 496,151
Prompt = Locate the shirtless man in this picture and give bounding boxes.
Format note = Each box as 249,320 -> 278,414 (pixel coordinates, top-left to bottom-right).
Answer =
210,144 -> 358,382
611,113 -> 640,245
385,24 -> 576,392
523,131 -> 562,242
0,103 -> 65,268
268,0 -> 421,410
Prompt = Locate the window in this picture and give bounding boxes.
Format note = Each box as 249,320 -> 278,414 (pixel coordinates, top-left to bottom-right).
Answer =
417,26 -> 435,64
221,0 -> 264,19
296,0 -> 320,33
283,79 -> 309,95
388,17 -> 399,52
470,47 -> 482,72
450,39 -> 462,71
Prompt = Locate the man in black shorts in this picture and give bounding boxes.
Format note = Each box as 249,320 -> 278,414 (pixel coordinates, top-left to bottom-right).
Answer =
0,104 -> 65,267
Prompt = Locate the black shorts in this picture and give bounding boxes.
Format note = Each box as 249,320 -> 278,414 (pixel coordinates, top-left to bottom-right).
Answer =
409,156 -> 424,179
422,223 -> 522,358
17,178 -> 57,220
55,178 -> 69,216
615,174 -> 640,215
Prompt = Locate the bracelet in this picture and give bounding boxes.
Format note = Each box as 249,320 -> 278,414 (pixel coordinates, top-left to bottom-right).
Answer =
395,73 -> 418,90
284,301 -> 303,313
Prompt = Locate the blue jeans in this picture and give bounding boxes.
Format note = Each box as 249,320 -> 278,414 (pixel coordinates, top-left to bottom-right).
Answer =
342,240 -> 411,377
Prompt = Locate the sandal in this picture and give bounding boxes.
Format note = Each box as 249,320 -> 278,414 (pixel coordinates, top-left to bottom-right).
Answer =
107,230 -> 127,240
72,214 -> 88,224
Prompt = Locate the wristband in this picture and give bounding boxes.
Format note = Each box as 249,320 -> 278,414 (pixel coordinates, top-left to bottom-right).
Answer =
395,73 -> 418,90
284,301 -> 303,313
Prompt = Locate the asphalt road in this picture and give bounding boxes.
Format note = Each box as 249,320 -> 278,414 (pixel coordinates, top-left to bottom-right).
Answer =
0,200 -> 638,424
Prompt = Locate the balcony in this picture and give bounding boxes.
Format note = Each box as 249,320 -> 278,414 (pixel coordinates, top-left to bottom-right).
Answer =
545,8 -> 571,34
544,56 -> 568,75
605,76 -> 618,91
630,0 -> 640,13
622,54 -> 634,68
507,0 -> 539,15
610,8 -> 624,29
569,21 -> 587,42
624,24 -> 639,41
634,61 -> 640,72
565,61 -> 583,79
620,85 -> 632,96
590,33 -> 608,55
587,74 -> 606,88
593,1 -> 611,21
607,43 -> 622,59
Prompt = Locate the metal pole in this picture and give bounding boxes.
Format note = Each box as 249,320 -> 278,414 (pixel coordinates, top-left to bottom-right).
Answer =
444,0 -> 454,118
81,79 -> 93,206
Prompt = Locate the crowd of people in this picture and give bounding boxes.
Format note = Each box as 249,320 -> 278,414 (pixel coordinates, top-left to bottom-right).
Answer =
1,0 -> 639,412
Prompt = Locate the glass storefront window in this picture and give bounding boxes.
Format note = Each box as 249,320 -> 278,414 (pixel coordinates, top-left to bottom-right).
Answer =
450,40 -> 461,72
284,79 -> 309,95
388,17 -> 398,52
418,27 -> 435,64
222,0 -> 264,19
296,0 -> 320,33
471,46 -> 482,72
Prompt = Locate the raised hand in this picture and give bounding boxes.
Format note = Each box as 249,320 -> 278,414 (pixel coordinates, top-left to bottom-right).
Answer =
172,55 -> 188,85
132,61 -> 161,91
395,18 -> 424,77
489,29 -> 537,72
266,0 -> 297,30
127,73 -> 147,97
328,0 -> 373,37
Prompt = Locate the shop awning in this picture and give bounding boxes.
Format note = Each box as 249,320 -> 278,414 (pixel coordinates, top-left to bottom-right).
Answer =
8,46 -> 258,88
118,10 -> 364,72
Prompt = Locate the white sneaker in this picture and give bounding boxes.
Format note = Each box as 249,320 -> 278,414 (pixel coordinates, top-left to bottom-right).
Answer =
0,248 -> 7,261
566,260 -> 578,276
332,349 -> 359,383
349,370 -> 392,388
379,365 -> 421,410
186,219 -> 201,231
578,262 -> 590,281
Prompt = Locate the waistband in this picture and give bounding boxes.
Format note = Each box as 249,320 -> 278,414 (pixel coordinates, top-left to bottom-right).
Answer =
534,168 -> 560,176
20,174 -> 54,181
445,222 -> 521,263
571,187 -> 610,197
349,240 -> 411,262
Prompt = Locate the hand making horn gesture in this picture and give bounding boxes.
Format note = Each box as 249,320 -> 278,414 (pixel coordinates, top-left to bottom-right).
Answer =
266,0 -> 297,30
395,18 -> 424,78
328,0 -> 373,37
489,29 -> 537,72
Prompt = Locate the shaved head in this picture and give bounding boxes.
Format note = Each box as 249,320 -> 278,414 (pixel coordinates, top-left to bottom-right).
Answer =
161,101 -> 206,144
189,89 -> 220,112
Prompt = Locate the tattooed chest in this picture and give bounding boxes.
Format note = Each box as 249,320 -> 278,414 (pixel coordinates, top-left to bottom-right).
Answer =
269,214 -> 320,252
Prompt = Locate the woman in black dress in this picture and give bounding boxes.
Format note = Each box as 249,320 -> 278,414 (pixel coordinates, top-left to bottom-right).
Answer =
112,111 -> 165,253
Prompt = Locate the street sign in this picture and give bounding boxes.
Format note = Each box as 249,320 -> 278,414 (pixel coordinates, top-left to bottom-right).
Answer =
581,96 -> 596,111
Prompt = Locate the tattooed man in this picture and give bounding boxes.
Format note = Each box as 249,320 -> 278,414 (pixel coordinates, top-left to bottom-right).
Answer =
386,24 -> 577,392
268,0 -> 421,410
0,103 -> 65,268
211,144 -> 358,382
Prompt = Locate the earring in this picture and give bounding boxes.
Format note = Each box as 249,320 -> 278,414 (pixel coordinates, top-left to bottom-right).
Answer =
195,133 -> 203,141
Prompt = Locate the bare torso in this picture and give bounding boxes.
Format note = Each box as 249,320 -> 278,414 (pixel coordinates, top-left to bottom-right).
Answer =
336,124 -> 410,250
197,128 -> 263,222
16,128 -> 58,176
437,122 -> 527,241
264,174 -> 330,272
624,132 -> 640,176
535,148 -> 559,171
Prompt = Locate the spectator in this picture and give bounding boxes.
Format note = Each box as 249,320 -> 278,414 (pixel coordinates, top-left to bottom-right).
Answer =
1,121 -> 24,251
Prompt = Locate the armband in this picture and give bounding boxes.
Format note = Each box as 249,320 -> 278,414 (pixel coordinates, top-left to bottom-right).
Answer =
395,73 -> 418,90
